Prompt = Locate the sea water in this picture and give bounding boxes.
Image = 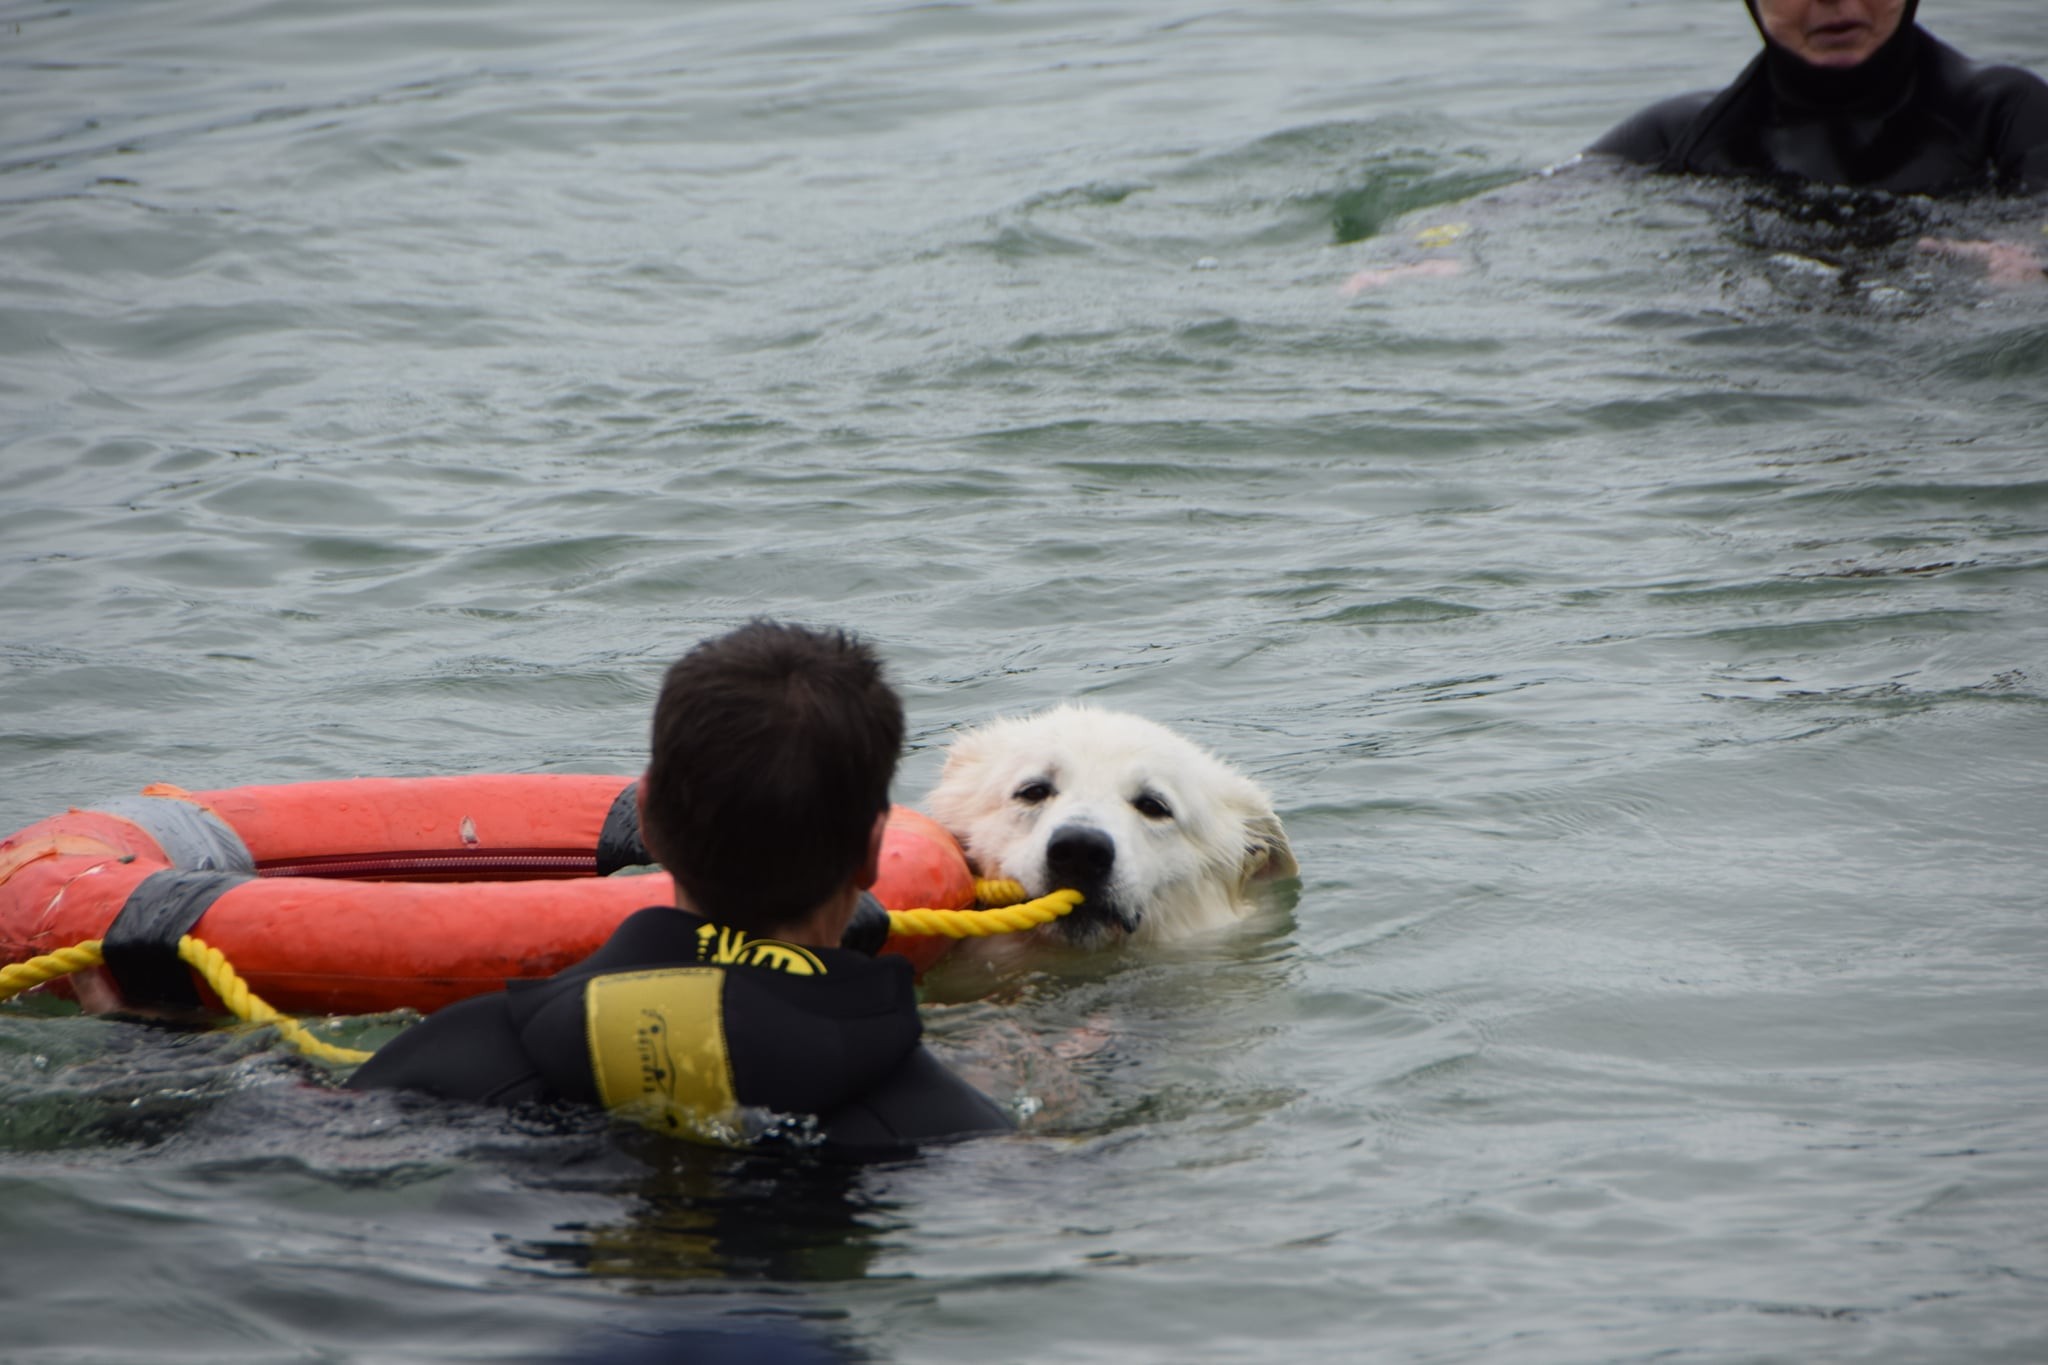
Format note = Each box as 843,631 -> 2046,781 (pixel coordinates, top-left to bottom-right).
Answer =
3,1 -> 2046,1361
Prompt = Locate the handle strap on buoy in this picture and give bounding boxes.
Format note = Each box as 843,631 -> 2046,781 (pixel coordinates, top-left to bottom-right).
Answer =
101,869 -> 251,1013
595,779 -> 649,877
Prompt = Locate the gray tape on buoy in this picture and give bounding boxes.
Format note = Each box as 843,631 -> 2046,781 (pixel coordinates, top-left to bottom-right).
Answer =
91,794 -> 254,874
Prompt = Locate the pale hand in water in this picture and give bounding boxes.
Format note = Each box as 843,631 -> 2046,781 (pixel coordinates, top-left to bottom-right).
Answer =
1916,237 -> 2048,286
1340,257 -> 1465,296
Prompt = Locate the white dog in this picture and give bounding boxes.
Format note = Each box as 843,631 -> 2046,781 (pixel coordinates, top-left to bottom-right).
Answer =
925,705 -> 1297,951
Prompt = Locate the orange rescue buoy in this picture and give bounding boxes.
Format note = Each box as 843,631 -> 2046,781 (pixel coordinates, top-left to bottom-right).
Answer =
0,775 -> 976,1017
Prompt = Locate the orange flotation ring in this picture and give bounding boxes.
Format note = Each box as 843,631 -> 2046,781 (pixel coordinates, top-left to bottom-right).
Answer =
0,776 -> 975,1017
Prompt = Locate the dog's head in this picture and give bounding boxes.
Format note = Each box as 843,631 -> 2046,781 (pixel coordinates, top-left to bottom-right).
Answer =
925,704 -> 1297,950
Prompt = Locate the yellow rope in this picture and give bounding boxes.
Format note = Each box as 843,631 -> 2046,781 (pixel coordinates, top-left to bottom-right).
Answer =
176,935 -> 373,1066
885,887 -> 1083,938
0,935 -> 371,1066
2,883 -> 1083,1066
974,877 -> 1028,907
0,939 -> 108,1000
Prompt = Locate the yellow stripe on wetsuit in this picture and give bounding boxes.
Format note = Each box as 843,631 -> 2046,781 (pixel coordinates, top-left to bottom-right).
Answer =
585,928 -> 825,1140
586,968 -> 738,1138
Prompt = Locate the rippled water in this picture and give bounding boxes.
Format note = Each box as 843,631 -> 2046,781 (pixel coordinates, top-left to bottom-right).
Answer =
5,1 -> 2047,1361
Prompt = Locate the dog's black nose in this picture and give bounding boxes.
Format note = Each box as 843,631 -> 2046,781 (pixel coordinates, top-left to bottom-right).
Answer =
1046,825 -> 1116,885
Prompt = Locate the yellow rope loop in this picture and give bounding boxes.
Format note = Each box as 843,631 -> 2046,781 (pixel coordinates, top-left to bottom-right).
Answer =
176,936 -> 373,1067
885,889 -> 1083,939
974,877 -> 1027,907
0,939 -> 107,1002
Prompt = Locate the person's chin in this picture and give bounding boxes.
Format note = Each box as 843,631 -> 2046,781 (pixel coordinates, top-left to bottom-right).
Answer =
1800,28 -> 1876,66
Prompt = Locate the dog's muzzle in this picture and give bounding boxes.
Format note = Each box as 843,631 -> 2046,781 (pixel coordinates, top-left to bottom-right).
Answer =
1045,824 -> 1141,936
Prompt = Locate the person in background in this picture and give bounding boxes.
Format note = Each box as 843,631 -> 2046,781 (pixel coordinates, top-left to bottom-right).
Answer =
1588,0 -> 2048,281
349,620 -> 1016,1159
1346,1 -> 2047,294
1590,0 -> 2047,195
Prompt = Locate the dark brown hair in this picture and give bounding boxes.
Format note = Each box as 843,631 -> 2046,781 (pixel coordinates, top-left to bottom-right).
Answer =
641,620 -> 903,933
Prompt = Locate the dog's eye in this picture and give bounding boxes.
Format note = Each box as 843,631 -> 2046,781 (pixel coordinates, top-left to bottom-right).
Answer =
1013,780 -> 1054,805
1131,792 -> 1173,821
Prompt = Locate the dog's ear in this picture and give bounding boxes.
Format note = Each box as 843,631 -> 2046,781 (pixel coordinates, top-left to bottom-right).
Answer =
1239,811 -> 1298,887
924,725 -> 992,830
934,727 -> 989,786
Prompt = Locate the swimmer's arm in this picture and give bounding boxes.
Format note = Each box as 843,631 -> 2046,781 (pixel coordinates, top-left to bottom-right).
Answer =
1923,61 -> 2048,281
1915,234 -> 2048,286
1339,257 -> 1464,296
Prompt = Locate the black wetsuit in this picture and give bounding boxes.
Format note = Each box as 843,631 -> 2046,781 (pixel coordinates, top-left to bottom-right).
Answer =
348,905 -> 1015,1159
1589,4 -> 2048,196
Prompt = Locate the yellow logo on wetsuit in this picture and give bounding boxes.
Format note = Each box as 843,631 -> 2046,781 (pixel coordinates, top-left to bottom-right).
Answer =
692,922 -> 826,976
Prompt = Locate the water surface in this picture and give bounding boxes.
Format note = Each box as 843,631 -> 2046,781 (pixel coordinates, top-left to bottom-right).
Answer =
4,1 -> 2047,1361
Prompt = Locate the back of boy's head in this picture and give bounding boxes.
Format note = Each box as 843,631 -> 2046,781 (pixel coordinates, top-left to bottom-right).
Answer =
641,620 -> 904,934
